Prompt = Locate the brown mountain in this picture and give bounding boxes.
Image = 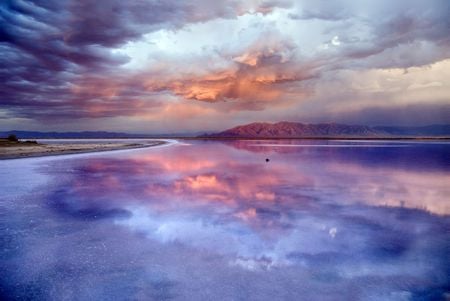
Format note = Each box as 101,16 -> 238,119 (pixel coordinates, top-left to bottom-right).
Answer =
204,122 -> 387,138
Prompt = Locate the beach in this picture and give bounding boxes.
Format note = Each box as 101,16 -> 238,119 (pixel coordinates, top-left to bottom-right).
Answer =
0,140 -> 167,160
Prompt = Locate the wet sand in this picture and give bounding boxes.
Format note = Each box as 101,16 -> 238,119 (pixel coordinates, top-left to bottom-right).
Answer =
0,141 -> 167,160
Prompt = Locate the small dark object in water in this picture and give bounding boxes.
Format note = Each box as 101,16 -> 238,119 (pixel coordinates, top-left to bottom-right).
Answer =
266,158 -> 270,162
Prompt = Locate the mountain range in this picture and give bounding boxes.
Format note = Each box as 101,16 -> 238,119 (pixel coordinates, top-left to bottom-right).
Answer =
202,122 -> 450,138
2,123 -> 450,139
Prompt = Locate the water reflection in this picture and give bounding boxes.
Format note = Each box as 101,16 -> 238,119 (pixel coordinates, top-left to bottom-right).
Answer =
0,140 -> 449,300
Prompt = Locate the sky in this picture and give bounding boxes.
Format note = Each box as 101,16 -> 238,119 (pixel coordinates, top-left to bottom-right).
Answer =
0,0 -> 449,133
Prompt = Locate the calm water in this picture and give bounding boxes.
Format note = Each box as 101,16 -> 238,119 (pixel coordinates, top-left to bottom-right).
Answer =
0,140 -> 449,301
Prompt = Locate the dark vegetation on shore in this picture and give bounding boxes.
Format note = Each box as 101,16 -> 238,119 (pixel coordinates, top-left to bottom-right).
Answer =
0,135 -> 38,147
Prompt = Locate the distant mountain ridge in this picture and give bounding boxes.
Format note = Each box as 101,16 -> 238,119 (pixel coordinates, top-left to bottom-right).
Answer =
2,123 -> 450,139
374,125 -> 450,136
0,131 -> 140,139
0,131 -> 200,139
203,122 -> 450,138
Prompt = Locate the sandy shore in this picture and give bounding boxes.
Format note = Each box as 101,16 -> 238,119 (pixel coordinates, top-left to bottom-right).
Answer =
0,141 -> 167,160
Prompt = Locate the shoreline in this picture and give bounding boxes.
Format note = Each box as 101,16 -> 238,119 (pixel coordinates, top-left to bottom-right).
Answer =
0,140 -> 168,160
3,136 -> 449,142
189,136 -> 450,141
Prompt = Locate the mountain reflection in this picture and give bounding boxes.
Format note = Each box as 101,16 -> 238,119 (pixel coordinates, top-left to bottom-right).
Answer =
52,140 -> 450,216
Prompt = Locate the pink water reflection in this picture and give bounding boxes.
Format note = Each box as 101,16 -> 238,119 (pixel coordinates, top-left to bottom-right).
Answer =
6,139 -> 446,300
65,140 -> 450,216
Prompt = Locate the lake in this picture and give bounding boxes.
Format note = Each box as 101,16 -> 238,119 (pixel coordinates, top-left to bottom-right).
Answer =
0,139 -> 449,300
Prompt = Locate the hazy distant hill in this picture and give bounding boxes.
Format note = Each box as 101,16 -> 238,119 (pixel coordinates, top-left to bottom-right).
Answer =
374,124 -> 450,136
0,131 -> 138,139
0,131 -> 200,139
203,122 -> 450,138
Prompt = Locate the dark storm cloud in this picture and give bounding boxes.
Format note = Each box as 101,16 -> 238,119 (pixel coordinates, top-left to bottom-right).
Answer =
0,0 -> 290,120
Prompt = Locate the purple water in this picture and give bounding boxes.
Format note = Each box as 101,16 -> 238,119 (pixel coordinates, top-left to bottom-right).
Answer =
0,139 -> 449,300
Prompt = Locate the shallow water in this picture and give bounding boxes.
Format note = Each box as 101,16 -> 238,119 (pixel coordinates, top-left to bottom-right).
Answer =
0,139 -> 449,300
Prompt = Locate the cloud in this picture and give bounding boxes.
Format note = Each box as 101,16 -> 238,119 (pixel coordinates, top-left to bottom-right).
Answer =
140,33 -> 316,110
0,0 -> 294,121
328,103 -> 450,126
313,0 -> 450,69
0,0 -> 449,129
289,0 -> 352,21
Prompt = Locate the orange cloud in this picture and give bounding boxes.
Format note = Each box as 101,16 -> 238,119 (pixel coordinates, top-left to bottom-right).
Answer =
63,35 -> 317,118
142,38 -> 316,109
142,61 -> 309,107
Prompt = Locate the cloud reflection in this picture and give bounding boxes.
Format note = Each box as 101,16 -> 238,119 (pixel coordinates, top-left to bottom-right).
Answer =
1,140 -> 449,300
